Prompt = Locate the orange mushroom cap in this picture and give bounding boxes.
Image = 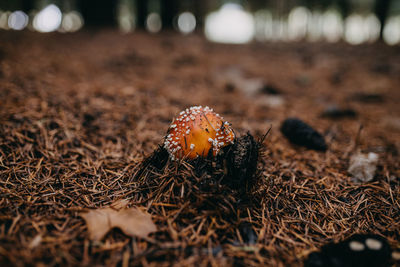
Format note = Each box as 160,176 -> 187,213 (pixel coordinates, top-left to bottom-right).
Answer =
164,106 -> 235,160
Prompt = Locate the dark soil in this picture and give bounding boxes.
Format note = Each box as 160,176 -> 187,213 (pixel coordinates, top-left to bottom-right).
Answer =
0,30 -> 399,266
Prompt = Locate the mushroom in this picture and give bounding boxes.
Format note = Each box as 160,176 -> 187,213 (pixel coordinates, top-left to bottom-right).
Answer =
164,106 -> 235,160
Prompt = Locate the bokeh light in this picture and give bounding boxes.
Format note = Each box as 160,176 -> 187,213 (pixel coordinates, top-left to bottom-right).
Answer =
254,10 -> 271,41
383,15 -> 400,45
61,11 -> 84,32
33,4 -> 62,33
307,10 -> 323,41
177,12 -> 196,34
345,14 -> 366,45
8,11 -> 29,30
0,11 -> 11,30
0,1 -> 398,46
146,12 -> 162,33
364,14 -> 380,42
205,3 -> 255,44
322,9 -> 343,42
344,13 -> 381,45
117,1 -> 135,33
288,7 -> 310,41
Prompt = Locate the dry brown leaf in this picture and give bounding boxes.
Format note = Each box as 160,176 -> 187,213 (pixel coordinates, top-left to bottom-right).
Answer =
112,208 -> 157,238
81,206 -> 156,241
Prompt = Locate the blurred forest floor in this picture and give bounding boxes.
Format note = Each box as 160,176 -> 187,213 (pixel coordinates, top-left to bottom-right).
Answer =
0,30 -> 399,266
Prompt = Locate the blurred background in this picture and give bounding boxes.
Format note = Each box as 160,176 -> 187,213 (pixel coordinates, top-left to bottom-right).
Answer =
0,0 -> 399,45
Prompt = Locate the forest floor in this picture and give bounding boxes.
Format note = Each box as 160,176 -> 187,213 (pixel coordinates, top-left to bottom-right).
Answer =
0,30 -> 399,266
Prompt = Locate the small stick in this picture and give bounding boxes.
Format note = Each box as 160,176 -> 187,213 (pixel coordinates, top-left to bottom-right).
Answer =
259,125 -> 272,144
344,123 -> 363,158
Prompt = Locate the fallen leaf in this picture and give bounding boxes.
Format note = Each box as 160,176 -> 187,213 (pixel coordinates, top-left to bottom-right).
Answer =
113,208 -> 157,239
81,208 -> 115,241
81,205 -> 156,241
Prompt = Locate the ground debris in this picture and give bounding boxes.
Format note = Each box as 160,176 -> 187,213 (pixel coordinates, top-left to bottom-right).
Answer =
81,204 -> 156,241
348,152 -> 379,183
321,106 -> 357,119
281,118 -> 327,151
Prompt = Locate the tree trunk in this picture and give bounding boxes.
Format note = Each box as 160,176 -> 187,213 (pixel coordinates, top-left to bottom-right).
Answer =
136,0 -> 148,29
21,0 -> 34,13
161,0 -> 179,29
374,0 -> 392,40
78,0 -> 116,27
336,0 -> 350,19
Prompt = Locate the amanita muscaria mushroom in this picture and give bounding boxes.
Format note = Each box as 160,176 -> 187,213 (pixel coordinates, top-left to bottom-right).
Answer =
164,106 -> 235,160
